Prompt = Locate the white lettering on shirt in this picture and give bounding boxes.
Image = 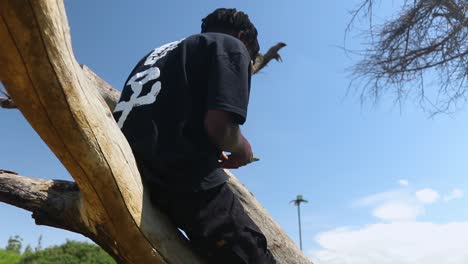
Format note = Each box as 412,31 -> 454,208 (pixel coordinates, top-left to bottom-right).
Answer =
114,39 -> 183,128
144,39 -> 183,66
114,67 -> 161,128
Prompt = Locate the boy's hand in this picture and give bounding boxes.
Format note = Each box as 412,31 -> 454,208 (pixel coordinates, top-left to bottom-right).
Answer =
220,136 -> 254,169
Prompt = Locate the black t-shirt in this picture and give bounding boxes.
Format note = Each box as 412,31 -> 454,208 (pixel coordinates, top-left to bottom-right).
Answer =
113,33 -> 251,192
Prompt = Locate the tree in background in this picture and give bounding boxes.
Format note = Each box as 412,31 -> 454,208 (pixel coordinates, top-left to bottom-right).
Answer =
0,236 -> 115,264
349,0 -> 467,113
5,236 -> 22,254
34,236 -> 42,253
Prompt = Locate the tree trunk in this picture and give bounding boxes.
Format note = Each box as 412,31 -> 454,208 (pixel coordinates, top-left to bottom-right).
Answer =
0,1 -> 309,263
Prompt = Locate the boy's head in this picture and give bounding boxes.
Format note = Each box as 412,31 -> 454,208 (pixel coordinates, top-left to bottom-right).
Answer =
201,8 -> 260,62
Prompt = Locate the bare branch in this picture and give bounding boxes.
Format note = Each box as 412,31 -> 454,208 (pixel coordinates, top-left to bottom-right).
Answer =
0,88 -> 16,108
0,170 -> 125,262
81,64 -> 120,111
0,170 -> 84,230
0,97 -> 16,108
349,0 -> 468,113
252,42 -> 287,74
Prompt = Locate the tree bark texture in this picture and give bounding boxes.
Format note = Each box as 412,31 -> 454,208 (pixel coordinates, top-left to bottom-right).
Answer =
0,1 -> 200,263
0,1 -> 309,263
0,170 -> 126,262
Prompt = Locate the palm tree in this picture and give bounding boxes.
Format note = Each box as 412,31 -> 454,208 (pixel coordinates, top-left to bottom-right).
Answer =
290,195 -> 308,250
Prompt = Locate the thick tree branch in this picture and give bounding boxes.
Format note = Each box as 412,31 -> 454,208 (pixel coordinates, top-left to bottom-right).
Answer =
0,1 -> 199,263
0,165 -> 312,263
0,169 -> 308,264
225,171 -> 307,264
0,170 -> 81,231
0,170 -> 126,262
81,64 -> 120,111
252,42 -> 287,74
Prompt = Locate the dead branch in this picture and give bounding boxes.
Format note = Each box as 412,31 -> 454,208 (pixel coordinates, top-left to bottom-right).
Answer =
0,170 -> 126,262
0,89 -> 16,108
252,42 -> 287,74
0,97 -> 16,108
349,0 -> 467,113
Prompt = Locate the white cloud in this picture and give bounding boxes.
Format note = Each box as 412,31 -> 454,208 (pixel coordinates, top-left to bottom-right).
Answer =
399,179 -> 409,186
355,190 -> 410,207
309,222 -> 468,264
355,189 -> 423,222
373,201 -> 423,221
311,184 -> 467,263
444,189 -> 464,201
415,188 -> 440,204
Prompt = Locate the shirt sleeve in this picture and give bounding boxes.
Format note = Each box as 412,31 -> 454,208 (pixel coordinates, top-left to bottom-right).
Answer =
206,36 -> 251,125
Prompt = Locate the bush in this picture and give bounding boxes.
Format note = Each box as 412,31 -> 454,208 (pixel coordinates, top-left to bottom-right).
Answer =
0,249 -> 22,264
18,241 -> 115,264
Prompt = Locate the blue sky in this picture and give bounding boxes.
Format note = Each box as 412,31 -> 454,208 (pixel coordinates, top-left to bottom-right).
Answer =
1,1 -> 468,263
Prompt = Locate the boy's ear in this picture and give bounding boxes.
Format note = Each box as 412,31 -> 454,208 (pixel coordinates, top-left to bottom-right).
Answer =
237,31 -> 246,42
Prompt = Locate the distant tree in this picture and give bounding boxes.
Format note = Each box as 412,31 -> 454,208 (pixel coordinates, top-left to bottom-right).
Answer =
19,241 -> 115,264
349,0 -> 467,113
34,236 -> 42,253
5,236 -> 22,254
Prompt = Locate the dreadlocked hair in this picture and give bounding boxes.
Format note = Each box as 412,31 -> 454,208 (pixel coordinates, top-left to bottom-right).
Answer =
201,8 -> 260,61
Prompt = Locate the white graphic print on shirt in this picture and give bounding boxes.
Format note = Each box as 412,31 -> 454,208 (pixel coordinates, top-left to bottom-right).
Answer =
114,39 -> 182,128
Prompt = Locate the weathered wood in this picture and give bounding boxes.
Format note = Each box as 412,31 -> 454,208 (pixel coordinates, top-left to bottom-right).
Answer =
252,42 -> 287,74
0,1 -> 200,263
0,170 -> 82,232
0,170 -> 125,263
81,64 -> 120,111
225,171 -> 310,263
0,1 -> 309,263
0,169 -> 310,264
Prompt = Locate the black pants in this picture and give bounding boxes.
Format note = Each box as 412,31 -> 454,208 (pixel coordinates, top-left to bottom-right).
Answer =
148,182 -> 276,264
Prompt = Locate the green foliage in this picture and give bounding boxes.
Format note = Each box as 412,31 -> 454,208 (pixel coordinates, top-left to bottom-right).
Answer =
22,245 -> 32,256
0,249 -> 21,264
1,236 -> 115,264
18,240 -> 115,264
